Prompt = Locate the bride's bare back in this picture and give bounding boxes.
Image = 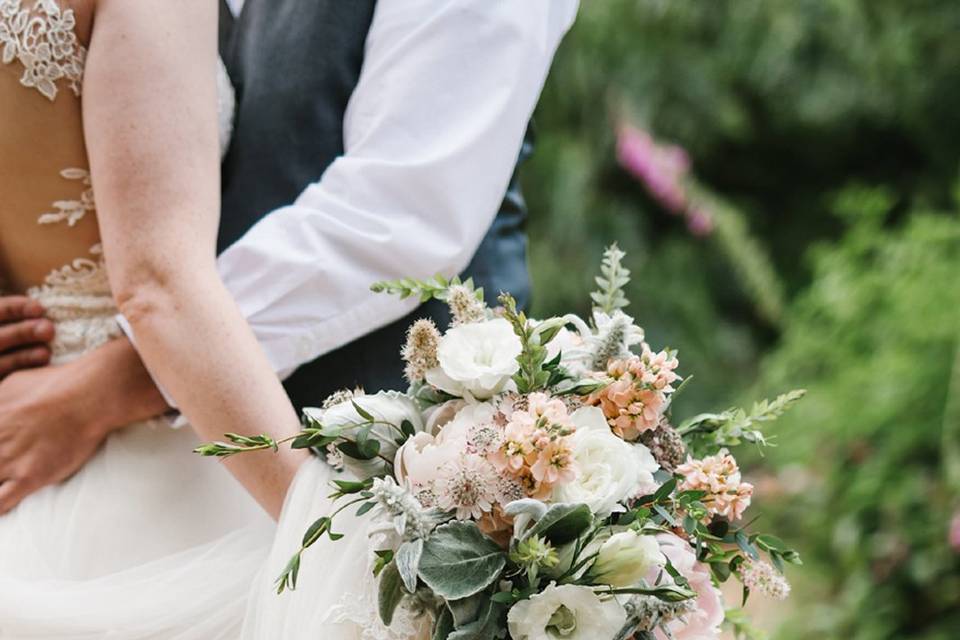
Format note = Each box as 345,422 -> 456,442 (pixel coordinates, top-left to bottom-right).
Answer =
0,0 -> 97,294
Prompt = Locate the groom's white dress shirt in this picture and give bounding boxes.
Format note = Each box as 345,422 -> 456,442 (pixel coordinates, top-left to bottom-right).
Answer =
145,0 -> 579,389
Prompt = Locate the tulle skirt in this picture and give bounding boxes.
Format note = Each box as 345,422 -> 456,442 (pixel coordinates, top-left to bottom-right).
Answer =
0,284 -> 406,639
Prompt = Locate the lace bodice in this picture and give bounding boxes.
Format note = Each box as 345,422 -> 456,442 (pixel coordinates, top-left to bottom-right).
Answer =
0,0 -> 235,361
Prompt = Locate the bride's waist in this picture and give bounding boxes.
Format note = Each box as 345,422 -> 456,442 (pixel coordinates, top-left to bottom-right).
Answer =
27,275 -> 122,363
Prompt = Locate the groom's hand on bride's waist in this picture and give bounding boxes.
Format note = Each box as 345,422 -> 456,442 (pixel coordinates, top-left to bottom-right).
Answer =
0,338 -> 169,514
0,296 -> 55,379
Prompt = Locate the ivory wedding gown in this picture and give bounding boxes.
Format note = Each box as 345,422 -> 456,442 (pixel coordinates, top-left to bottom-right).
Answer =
0,2 -> 393,638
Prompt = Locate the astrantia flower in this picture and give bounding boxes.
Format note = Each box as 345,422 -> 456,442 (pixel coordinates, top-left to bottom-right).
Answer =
676,449 -> 754,521
425,318 -> 521,400
553,407 -> 659,517
589,346 -> 680,440
507,583 -> 626,640
740,559 -> 791,600
435,453 -> 500,520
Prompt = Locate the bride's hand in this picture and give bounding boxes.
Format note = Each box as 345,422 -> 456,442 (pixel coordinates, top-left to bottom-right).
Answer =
0,296 -> 54,379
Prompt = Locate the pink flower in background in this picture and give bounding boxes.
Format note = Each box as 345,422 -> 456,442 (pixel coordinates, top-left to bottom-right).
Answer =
950,511 -> 960,552
616,123 -> 715,237
686,207 -> 715,236
617,124 -> 691,214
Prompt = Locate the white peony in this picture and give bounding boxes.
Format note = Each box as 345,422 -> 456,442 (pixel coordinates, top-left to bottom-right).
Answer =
553,406 -> 659,517
394,402 -> 497,489
424,319 -> 521,400
304,391 -> 424,480
589,530 -> 666,588
507,583 -> 626,640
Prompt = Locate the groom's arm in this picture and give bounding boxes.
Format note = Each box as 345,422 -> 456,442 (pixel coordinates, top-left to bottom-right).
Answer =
215,0 -> 579,379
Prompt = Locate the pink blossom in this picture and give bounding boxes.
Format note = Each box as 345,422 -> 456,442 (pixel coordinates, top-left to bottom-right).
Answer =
686,207 -> 715,237
617,125 -> 691,215
655,534 -> 723,640
950,511 -> 960,552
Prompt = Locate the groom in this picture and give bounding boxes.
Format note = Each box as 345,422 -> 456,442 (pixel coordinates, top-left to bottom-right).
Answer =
0,0 -> 578,512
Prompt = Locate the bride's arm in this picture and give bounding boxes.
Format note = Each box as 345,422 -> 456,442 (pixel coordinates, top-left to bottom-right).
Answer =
83,0 -> 307,518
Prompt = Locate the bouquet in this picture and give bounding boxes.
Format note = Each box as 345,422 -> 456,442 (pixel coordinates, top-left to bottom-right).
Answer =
199,246 -> 801,640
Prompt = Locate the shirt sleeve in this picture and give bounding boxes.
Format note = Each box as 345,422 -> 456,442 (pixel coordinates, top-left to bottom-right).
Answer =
119,0 -> 579,396
216,0 -> 578,380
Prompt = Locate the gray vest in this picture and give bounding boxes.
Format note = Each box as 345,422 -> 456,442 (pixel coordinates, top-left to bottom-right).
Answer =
219,0 -> 532,409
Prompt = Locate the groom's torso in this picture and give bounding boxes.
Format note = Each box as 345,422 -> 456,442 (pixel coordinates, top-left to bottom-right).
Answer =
219,0 -> 532,409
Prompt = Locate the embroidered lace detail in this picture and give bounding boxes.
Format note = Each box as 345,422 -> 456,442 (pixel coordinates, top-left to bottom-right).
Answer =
0,0 -> 85,101
28,244 -> 120,364
38,167 -> 94,226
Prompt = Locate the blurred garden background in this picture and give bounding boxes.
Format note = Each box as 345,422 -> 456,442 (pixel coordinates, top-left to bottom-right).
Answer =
522,1 -> 960,638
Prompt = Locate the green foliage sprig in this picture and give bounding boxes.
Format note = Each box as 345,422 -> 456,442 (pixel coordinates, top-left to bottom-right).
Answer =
591,244 -> 631,315
371,273 -> 484,304
677,389 -> 806,455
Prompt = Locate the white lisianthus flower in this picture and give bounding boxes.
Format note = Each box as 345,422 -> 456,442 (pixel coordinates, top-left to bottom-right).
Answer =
425,319 -> 521,400
507,583 -> 625,640
304,391 -> 424,479
589,530 -> 666,588
553,406 -> 659,516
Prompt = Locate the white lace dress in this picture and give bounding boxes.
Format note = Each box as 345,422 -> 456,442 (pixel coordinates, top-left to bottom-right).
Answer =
0,2 -> 390,638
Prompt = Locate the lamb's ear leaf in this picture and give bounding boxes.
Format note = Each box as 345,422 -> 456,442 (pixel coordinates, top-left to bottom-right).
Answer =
432,607 -> 455,640
526,503 -> 593,545
378,560 -> 406,626
395,538 -> 424,593
418,522 -> 506,600
448,599 -> 506,640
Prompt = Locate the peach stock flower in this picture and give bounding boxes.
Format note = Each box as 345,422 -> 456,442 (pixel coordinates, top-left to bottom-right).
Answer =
676,449 -> 754,521
490,392 -> 578,497
589,347 -> 680,440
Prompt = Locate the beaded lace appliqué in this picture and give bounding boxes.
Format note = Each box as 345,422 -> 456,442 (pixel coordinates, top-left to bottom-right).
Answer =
0,0 -> 85,101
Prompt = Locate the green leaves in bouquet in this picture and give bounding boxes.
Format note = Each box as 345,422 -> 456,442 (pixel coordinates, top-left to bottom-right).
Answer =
523,503 -> 593,546
371,273 -> 485,305
499,293 -> 573,394
418,521 -> 507,601
378,560 -> 407,626
193,432 -> 279,457
677,389 -> 806,455
591,243 -> 631,315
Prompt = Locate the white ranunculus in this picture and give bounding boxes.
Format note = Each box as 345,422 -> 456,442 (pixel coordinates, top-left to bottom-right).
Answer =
553,406 -> 659,517
507,583 -> 625,640
589,530 -> 666,588
424,319 -> 521,400
304,391 -> 425,479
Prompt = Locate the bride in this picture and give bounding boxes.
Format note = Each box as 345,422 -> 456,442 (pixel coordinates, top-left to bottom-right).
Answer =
0,1 -> 377,637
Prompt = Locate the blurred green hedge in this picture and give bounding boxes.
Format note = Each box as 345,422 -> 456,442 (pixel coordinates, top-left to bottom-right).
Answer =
524,1 -> 960,637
